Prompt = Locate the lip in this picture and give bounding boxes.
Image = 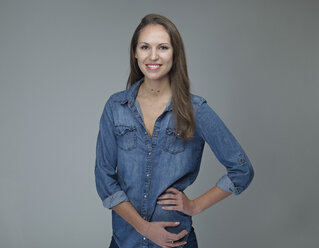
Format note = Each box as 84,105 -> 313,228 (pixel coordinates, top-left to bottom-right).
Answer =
146,64 -> 162,71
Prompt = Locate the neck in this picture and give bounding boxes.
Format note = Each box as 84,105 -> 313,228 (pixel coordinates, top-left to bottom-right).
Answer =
140,77 -> 172,98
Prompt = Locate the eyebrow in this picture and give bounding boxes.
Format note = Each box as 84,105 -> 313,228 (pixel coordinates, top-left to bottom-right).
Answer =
137,42 -> 170,46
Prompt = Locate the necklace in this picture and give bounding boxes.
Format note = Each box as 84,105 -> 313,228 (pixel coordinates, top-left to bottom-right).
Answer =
141,83 -> 161,95
150,88 -> 161,93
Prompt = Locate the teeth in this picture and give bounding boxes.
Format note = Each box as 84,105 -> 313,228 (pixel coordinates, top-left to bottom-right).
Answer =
147,65 -> 160,68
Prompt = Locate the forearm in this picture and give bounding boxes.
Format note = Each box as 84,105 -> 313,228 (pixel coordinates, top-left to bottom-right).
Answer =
113,201 -> 188,247
112,201 -> 149,235
192,185 -> 232,215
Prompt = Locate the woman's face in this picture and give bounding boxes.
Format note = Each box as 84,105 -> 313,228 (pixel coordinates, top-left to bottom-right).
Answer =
135,24 -> 173,83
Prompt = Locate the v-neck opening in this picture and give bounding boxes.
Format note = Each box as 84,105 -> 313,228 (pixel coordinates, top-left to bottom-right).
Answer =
134,96 -> 172,140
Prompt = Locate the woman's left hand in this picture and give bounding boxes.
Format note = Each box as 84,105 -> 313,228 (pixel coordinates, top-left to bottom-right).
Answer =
157,187 -> 197,216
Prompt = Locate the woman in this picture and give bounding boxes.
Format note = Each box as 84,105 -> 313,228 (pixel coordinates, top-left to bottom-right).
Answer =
95,13 -> 254,248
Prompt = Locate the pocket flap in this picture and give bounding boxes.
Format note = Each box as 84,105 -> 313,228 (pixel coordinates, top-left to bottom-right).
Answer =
114,125 -> 136,136
166,127 -> 181,137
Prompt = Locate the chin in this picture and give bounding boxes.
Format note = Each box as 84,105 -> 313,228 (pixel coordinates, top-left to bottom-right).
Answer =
143,70 -> 171,82
144,74 -> 168,82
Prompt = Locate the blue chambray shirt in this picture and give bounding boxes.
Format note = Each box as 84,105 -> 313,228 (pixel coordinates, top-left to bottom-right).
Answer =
95,77 -> 254,248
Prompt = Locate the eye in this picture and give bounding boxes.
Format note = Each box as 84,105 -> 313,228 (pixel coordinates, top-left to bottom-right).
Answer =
140,45 -> 148,50
159,46 -> 169,50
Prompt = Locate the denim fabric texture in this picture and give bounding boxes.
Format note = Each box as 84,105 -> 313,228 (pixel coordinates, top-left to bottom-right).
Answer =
109,227 -> 198,248
95,77 -> 254,248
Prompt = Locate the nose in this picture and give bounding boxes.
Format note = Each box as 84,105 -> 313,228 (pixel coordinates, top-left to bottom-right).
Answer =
150,47 -> 158,60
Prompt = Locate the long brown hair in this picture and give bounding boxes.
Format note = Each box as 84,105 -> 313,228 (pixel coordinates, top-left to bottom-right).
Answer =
127,13 -> 195,141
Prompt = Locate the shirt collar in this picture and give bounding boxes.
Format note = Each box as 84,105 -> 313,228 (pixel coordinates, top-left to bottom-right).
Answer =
122,77 -> 172,111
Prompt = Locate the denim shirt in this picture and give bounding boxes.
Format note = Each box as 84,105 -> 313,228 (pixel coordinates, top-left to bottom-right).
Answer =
95,77 -> 254,248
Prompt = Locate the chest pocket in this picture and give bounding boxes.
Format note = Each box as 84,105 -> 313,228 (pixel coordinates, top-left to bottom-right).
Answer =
163,128 -> 186,154
114,125 -> 137,151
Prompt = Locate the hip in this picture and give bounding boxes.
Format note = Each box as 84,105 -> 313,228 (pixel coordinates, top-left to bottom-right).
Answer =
109,226 -> 198,248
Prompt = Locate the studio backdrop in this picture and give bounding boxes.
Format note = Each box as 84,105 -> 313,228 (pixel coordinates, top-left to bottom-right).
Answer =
0,0 -> 318,247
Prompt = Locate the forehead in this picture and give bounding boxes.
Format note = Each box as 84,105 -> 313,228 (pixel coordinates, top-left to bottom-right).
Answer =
138,24 -> 171,44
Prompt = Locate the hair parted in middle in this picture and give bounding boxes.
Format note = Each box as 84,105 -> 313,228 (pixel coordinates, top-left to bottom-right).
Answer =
127,13 -> 195,141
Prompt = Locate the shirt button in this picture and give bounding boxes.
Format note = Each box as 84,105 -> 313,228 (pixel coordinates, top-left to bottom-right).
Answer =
146,174 -> 150,177
143,237 -> 146,240
144,194 -> 147,198
148,152 -> 151,155
144,131 -> 147,135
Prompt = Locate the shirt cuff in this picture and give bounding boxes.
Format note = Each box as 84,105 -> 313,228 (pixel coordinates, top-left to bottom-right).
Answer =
102,190 -> 129,209
216,175 -> 240,195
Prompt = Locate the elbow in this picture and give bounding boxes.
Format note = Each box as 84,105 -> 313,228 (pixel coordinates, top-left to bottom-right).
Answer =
232,161 -> 254,195
245,161 -> 254,187
241,161 -> 254,194
249,162 -> 254,183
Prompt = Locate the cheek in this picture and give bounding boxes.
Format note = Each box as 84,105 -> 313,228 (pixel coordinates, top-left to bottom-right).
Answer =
136,51 -> 148,61
163,52 -> 173,63
136,60 -> 144,71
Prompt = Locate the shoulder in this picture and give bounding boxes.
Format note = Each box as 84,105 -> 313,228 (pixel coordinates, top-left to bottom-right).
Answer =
190,93 -> 207,112
100,89 -> 128,116
108,89 -> 127,103
190,93 -> 221,122
101,89 -> 129,110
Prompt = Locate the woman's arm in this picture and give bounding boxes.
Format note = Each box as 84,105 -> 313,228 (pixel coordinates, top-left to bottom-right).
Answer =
157,186 -> 231,216
158,99 -> 254,215
191,185 -> 232,214
95,97 -> 130,209
196,100 -> 254,195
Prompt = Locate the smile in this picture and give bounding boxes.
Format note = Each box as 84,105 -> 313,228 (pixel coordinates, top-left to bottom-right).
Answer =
146,64 -> 161,70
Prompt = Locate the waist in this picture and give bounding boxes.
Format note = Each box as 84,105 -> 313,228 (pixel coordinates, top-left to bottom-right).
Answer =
150,204 -> 192,235
112,206 -> 193,247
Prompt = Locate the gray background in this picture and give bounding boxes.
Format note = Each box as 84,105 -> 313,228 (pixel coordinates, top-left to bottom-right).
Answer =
1,0 -> 318,247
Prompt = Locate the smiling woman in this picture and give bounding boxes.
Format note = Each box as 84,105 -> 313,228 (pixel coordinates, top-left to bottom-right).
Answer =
95,13 -> 254,248
134,24 -> 173,83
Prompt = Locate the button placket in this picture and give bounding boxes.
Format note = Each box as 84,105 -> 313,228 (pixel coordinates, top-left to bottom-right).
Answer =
141,119 -> 162,247
141,146 -> 152,242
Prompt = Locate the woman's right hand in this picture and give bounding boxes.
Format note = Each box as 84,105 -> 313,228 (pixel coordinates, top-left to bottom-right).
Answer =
112,202 -> 188,247
144,221 -> 188,248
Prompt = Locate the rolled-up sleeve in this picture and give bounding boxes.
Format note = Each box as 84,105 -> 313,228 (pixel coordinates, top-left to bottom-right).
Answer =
95,97 -> 129,208
196,100 -> 254,195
